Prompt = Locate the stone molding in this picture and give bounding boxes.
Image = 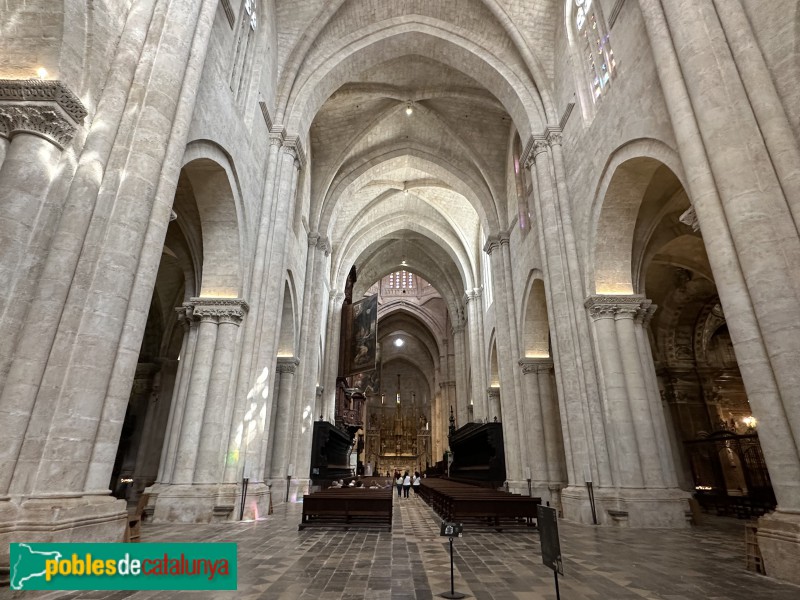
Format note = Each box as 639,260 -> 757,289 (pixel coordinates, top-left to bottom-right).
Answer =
464,287 -> 482,303
520,127 -> 564,168
518,358 -> 554,374
276,356 -> 300,373
679,206 -> 700,232
483,235 -> 501,255
0,79 -> 86,149
188,298 -> 249,324
584,295 -> 654,322
268,128 -> 306,170
545,127 -> 562,147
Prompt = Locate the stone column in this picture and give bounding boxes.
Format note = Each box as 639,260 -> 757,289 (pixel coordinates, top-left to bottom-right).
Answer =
638,0 -> 800,578
171,308 -> 219,486
537,362 -> 567,488
465,288 -> 489,421
451,317 -> 469,427
585,295 -> 688,526
519,359 -> 549,499
153,298 -> 247,522
223,137 -> 282,488
0,80 -> 86,390
194,301 -> 247,484
525,136 -> 612,520
321,290 -> 344,421
289,234 -> 331,501
269,357 -> 300,501
484,236 -> 525,488
156,307 -> 197,484
250,142 -> 302,482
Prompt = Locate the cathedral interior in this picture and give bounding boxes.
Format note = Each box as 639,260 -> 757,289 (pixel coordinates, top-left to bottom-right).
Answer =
1,0 -> 800,596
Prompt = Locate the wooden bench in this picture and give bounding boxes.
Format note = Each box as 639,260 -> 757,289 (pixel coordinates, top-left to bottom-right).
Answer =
419,479 -> 541,531
299,488 -> 393,531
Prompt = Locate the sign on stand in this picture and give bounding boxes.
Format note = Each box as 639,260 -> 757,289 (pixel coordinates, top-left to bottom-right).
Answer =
537,505 -> 563,600
438,522 -> 465,599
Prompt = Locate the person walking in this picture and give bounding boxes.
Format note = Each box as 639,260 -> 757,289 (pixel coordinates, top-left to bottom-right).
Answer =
395,473 -> 403,498
403,472 -> 411,498
412,471 -> 421,498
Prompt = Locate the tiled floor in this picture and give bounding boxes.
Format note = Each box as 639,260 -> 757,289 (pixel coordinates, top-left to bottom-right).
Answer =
31,494 -> 800,599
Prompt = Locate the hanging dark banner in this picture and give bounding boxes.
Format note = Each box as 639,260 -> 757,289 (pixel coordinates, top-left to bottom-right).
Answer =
346,295 -> 378,376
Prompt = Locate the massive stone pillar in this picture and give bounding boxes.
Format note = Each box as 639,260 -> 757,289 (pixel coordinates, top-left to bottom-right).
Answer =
152,298 -> 247,523
525,134 -> 612,522
0,0 -> 218,580
484,236 -> 526,492
638,0 -> 800,579
289,233 -> 331,502
465,288 -> 489,421
249,142 -> 302,485
585,295 -> 687,526
0,80 -> 86,390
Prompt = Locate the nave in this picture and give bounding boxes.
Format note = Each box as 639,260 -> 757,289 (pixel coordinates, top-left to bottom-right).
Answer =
32,499 -> 799,600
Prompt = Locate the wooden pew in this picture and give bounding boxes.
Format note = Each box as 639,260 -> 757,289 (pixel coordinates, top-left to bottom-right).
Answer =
419,479 -> 541,531
299,488 -> 393,531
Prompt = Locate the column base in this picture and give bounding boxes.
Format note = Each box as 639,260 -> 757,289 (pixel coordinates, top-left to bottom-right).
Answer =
561,485 -> 691,528
757,510 -> 800,585
147,482 -> 273,524
0,492 -> 127,586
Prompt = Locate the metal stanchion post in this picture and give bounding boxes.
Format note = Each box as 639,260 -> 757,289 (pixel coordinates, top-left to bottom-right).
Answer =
239,477 -> 249,521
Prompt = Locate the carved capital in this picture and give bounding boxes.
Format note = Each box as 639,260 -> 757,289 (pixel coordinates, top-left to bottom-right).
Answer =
315,385 -> 324,397
0,79 -> 86,149
545,127 -> 562,147
276,356 -> 300,374
532,137 -> 550,158
318,236 -> 331,256
635,300 -> 657,326
308,232 -> 320,247
486,387 -> 500,399
189,297 -> 249,324
518,358 -> 554,375
464,288 -> 482,304
584,295 -> 648,322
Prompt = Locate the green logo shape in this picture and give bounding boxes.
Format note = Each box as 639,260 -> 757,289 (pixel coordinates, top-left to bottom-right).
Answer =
9,543 -> 237,590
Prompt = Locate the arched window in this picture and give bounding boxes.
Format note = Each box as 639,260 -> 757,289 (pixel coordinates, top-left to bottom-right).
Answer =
568,0 -> 616,116
230,0 -> 258,104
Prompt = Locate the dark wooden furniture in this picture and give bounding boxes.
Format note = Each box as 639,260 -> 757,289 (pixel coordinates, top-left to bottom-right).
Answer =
448,422 -> 506,487
299,487 -> 393,531
309,421 -> 354,482
418,478 -> 540,531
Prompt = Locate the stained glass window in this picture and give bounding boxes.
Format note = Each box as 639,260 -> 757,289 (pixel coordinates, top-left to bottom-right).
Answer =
573,0 -> 615,104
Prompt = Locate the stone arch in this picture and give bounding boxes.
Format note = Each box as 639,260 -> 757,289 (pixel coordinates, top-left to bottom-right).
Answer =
521,271 -> 550,358
336,222 -> 470,305
587,139 -> 688,295
181,142 -> 245,298
280,22 -> 543,139
317,143 -> 498,235
277,277 -> 297,357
